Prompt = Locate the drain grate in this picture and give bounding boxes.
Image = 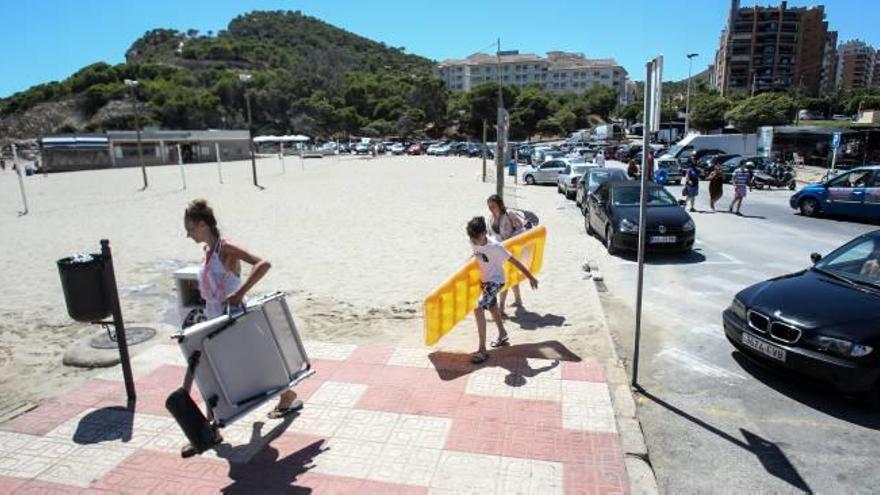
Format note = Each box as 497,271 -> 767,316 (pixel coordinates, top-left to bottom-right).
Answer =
89,326 -> 156,349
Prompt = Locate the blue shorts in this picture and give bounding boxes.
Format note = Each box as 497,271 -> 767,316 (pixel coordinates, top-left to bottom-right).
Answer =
477,282 -> 503,310
685,185 -> 699,198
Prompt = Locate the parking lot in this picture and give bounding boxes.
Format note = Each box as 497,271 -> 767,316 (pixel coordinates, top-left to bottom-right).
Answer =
523,162 -> 879,493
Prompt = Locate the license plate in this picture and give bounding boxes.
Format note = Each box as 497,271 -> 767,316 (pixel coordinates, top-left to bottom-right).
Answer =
649,235 -> 676,244
742,333 -> 786,362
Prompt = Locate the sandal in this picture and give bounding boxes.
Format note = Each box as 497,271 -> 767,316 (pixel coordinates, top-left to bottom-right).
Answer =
267,399 -> 304,419
491,336 -> 510,348
471,351 -> 489,364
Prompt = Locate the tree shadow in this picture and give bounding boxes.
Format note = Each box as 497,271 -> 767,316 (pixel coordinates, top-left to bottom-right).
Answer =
219,416 -> 328,494
428,340 -> 581,386
72,401 -> 135,445
731,351 -> 880,430
507,306 -> 566,330
635,385 -> 813,494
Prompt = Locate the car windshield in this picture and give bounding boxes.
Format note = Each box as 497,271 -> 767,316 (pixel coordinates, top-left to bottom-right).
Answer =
572,165 -> 589,175
815,235 -> 880,287
665,145 -> 683,157
590,170 -> 625,185
612,186 -> 678,206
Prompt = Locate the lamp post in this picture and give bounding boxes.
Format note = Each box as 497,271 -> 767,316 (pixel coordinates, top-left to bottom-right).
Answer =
684,53 -> 698,135
239,73 -> 263,190
124,79 -> 148,190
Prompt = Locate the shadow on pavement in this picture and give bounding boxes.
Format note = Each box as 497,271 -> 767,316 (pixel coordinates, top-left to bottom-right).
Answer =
732,351 -> 880,430
220,416 -> 328,494
428,340 -> 580,386
616,249 -> 707,266
508,306 -> 566,329
635,385 -> 813,494
73,403 -> 134,445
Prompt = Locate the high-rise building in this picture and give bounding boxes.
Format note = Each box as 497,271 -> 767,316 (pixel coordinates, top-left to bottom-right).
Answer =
435,51 -> 629,104
836,40 -> 876,90
712,0 -> 836,97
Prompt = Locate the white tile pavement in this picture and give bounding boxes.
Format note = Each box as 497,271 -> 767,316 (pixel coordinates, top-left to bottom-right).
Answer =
308,381 -> 367,408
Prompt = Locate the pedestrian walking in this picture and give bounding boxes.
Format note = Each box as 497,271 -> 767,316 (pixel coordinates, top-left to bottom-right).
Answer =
729,163 -> 750,215
183,199 -> 301,425
626,160 -> 640,179
466,216 -> 538,364
594,149 -> 605,167
683,161 -> 700,212
707,163 -> 724,211
486,194 -> 525,316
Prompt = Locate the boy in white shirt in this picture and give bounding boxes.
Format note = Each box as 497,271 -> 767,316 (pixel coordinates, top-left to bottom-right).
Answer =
467,216 -> 539,364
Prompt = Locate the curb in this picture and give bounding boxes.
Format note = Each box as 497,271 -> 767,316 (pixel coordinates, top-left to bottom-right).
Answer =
587,265 -> 660,495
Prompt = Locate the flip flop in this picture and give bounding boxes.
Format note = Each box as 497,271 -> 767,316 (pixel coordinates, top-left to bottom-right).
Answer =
267,399 -> 304,419
471,351 -> 489,364
491,336 -> 510,348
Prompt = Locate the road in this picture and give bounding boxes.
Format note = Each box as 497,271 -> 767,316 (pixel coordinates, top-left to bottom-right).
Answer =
531,164 -> 878,494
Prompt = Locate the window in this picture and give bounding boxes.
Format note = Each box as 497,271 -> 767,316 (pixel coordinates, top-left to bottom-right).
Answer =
816,236 -> 880,283
829,170 -> 873,188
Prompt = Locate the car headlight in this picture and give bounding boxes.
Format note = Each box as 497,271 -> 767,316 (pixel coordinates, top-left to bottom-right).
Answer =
620,218 -> 638,233
730,298 -> 747,320
814,335 -> 874,358
682,219 -> 695,232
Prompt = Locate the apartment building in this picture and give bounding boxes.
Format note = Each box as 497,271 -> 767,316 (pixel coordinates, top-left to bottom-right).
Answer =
435,50 -> 629,103
836,40 -> 876,90
712,0 -> 836,97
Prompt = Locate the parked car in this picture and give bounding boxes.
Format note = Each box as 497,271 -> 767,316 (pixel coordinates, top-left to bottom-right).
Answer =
691,148 -> 728,164
338,143 -> 351,153
577,167 -> 628,213
518,145 -> 535,164
354,142 -> 371,155
721,155 -> 772,182
697,153 -> 740,178
406,143 -> 423,155
522,159 -> 569,185
557,163 -> 593,199
426,142 -> 447,156
616,144 -> 642,162
790,165 -> 880,219
723,230 -> 880,406
585,180 -> 696,254
390,143 -> 406,155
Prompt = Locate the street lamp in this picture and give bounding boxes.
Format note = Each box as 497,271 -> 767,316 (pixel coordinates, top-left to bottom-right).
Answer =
684,53 -> 699,135
124,79 -> 148,190
239,73 -> 263,190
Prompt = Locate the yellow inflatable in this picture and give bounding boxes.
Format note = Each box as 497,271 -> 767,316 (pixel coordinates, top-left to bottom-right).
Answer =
423,225 -> 547,346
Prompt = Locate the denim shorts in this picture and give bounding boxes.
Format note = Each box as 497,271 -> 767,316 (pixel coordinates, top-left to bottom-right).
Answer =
477,282 -> 503,310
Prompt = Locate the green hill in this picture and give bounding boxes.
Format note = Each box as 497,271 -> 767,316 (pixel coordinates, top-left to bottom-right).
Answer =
0,10 -> 447,139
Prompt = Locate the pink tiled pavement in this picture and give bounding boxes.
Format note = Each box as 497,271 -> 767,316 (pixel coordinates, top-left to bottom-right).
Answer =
0,341 -> 629,494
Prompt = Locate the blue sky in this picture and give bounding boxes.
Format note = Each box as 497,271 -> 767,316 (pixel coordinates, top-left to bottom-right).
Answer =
2,0 -> 877,97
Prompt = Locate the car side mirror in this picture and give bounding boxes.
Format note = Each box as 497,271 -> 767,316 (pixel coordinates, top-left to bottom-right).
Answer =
810,252 -> 822,265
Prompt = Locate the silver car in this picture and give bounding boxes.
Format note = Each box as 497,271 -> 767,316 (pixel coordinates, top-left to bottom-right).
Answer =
522,159 -> 569,185
557,163 -> 592,199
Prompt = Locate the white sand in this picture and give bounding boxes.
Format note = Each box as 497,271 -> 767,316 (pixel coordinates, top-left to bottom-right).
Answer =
0,154 -> 610,409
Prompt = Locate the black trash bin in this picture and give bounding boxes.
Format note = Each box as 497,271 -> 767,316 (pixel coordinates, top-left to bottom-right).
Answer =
57,254 -> 111,322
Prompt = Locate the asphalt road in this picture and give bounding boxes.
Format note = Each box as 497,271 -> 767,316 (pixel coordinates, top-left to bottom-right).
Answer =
534,165 -> 878,494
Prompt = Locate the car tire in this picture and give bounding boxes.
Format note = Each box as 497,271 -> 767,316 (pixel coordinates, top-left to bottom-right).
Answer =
788,181 -> 796,191
566,190 -> 574,200
585,214 -> 595,236
605,226 -> 619,255
799,197 -> 820,217
754,183 -> 764,190
525,175 -> 535,185
557,184 -> 563,194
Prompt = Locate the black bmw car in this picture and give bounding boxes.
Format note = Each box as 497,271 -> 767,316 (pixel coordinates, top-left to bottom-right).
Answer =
585,180 -> 696,254
723,230 -> 880,405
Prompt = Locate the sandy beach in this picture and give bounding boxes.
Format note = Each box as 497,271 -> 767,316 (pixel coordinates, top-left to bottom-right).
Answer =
0,153 -> 611,412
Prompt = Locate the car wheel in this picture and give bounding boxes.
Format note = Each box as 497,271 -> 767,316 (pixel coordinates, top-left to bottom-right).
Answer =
788,181 -> 797,191
585,214 -> 595,236
557,184 -> 562,194
525,175 -> 535,185
754,183 -> 764,190
605,226 -> 619,255
566,190 -> 574,200
799,197 -> 819,217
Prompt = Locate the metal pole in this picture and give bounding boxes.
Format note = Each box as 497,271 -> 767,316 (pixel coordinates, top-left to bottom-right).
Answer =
129,84 -> 148,190
245,90 -> 263,190
300,147 -> 305,171
279,141 -> 286,173
100,239 -> 136,402
176,144 -> 186,189
685,54 -> 697,135
215,142 -> 223,184
482,119 -> 488,182
633,60 -> 655,387
514,147 -> 519,185
496,38 -> 505,199
12,144 -> 28,215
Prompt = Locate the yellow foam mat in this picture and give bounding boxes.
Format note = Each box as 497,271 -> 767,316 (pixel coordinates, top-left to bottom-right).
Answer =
423,225 -> 547,346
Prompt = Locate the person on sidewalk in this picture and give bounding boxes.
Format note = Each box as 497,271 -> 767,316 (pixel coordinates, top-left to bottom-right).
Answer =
683,161 -> 700,212
729,163 -> 750,216
466,216 -> 538,364
707,163 -> 724,211
626,160 -> 640,180
184,199 -> 300,420
486,194 -> 526,317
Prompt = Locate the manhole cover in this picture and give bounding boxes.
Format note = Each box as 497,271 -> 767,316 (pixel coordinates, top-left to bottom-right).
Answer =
90,326 -> 156,349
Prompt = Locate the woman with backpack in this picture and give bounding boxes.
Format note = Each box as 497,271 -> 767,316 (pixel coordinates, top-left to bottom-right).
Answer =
487,194 -> 527,317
